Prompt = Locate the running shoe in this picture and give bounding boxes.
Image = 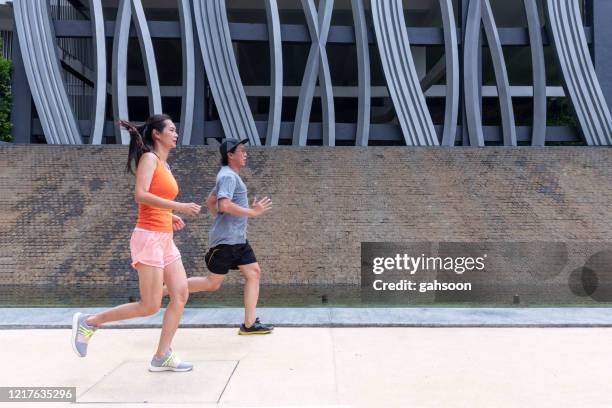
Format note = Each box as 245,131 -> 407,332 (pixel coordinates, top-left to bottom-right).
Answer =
255,317 -> 273,328
71,312 -> 97,357
149,349 -> 193,372
238,318 -> 274,335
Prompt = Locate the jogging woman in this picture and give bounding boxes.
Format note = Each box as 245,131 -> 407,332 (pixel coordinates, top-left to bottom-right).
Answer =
71,114 -> 201,372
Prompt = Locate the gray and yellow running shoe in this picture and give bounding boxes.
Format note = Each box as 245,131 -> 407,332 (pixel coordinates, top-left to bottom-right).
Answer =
149,349 -> 193,372
238,317 -> 274,335
71,312 -> 97,357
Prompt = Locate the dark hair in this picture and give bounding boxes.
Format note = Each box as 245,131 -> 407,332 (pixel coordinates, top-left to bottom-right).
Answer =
221,146 -> 243,166
120,114 -> 172,174
220,144 -> 241,166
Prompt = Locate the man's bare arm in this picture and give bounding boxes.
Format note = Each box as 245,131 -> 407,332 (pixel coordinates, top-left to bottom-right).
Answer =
218,197 -> 272,217
206,191 -> 218,217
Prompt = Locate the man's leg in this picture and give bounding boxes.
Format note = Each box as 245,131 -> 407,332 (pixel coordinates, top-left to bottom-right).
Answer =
162,273 -> 225,296
238,262 -> 261,327
237,262 -> 273,334
162,245 -> 227,296
184,273 -> 225,293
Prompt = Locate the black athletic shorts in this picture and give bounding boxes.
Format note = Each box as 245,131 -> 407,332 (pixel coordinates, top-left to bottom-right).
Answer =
204,241 -> 257,275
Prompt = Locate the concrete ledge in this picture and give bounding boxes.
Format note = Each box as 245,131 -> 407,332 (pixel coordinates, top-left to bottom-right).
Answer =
2,307 -> 612,328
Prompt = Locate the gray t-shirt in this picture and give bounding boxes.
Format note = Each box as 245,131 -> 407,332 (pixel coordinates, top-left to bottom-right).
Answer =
208,166 -> 249,248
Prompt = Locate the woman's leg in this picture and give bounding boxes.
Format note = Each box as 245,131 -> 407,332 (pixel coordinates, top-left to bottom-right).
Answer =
155,258 -> 189,358
87,264 -> 164,326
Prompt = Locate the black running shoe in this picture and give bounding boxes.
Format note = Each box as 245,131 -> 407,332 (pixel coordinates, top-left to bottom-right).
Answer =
255,317 -> 273,328
239,319 -> 274,335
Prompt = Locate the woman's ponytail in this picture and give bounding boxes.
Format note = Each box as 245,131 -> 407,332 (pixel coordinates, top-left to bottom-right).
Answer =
120,120 -> 150,174
120,114 -> 172,174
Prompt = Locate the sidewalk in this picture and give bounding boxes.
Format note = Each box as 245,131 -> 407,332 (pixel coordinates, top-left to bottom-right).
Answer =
2,326 -> 612,407
2,308 -> 612,407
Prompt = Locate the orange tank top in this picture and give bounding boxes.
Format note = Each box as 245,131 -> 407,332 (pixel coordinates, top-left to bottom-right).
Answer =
136,157 -> 179,232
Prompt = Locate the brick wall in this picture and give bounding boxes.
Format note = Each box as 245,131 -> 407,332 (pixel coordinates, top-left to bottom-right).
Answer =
1,145 -> 611,288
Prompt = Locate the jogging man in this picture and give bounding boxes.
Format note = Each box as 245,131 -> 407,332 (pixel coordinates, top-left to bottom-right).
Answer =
185,138 -> 274,334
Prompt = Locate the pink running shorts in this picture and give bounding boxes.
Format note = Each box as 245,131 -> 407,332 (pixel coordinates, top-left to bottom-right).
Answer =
130,227 -> 181,269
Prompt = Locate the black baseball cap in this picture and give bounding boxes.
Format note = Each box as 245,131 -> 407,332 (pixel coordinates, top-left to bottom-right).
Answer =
220,138 -> 249,161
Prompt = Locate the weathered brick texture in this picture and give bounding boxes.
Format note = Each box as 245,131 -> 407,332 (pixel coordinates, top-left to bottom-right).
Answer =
1,145 -> 611,286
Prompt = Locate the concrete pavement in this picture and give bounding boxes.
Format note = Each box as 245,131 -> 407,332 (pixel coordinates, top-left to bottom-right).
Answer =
2,326 -> 612,407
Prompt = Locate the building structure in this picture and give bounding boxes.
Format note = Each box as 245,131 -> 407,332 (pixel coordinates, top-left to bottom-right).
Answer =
4,0 -> 612,146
